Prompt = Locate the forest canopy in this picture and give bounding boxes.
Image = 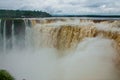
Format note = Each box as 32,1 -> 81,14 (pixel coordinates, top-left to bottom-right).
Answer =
0,10 -> 51,18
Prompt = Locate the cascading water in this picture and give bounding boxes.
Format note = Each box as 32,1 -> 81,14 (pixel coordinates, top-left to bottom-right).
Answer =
0,18 -> 120,80
24,19 -> 34,50
0,19 -> 2,52
11,20 -> 15,49
24,19 -> 30,48
3,20 -> 6,53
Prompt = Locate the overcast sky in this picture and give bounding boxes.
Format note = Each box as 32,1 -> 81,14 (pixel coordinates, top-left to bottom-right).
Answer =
0,0 -> 120,15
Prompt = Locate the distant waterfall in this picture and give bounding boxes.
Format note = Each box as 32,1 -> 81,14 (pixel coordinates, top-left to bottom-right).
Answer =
0,19 -> 1,37
0,19 -> 2,52
24,19 -> 33,49
11,20 -> 15,49
0,19 -> 30,53
3,20 -> 6,53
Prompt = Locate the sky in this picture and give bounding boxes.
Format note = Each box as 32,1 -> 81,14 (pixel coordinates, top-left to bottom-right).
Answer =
0,0 -> 120,15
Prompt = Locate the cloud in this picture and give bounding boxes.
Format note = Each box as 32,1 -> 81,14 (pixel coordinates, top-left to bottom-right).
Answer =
0,0 -> 120,15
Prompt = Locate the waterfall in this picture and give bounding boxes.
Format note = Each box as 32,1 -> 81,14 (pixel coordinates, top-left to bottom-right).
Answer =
0,19 -> 2,52
0,18 -> 120,52
3,20 -> 6,54
0,19 -> 31,52
24,19 -> 33,49
33,20 -> 120,51
0,18 -> 120,80
0,19 -> 1,37
11,20 -> 15,49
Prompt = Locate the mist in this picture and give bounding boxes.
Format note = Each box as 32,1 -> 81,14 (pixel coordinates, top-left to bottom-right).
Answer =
0,37 -> 119,80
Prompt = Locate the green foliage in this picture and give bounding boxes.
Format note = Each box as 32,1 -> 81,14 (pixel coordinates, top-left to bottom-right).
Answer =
0,70 -> 15,80
0,9 -> 52,18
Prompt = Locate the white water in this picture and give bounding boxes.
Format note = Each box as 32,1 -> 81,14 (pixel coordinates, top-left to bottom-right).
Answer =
0,18 -> 120,80
3,20 -> 6,54
0,19 -> 2,50
0,37 -> 119,80
11,20 -> 15,49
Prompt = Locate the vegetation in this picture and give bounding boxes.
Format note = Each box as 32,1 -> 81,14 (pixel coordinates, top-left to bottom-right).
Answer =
53,15 -> 120,18
0,9 -> 51,18
0,70 -> 15,80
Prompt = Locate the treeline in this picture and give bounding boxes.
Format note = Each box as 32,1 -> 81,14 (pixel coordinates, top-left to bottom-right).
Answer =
0,10 -> 51,18
53,15 -> 120,18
